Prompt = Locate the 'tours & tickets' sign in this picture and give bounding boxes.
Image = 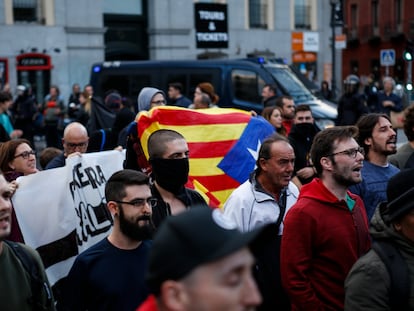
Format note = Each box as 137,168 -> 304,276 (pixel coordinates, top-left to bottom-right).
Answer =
195,3 -> 228,49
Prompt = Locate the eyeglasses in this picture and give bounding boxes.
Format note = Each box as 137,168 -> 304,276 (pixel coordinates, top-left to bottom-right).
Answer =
327,147 -> 365,158
14,150 -> 36,159
66,141 -> 88,148
114,198 -> 158,208
151,100 -> 166,105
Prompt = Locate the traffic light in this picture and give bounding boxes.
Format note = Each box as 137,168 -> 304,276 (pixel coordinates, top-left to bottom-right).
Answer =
331,0 -> 344,26
406,82 -> 413,92
403,41 -> 414,62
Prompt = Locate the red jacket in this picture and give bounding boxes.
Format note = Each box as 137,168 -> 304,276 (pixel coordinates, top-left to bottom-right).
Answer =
283,119 -> 293,135
281,178 -> 371,311
136,295 -> 158,311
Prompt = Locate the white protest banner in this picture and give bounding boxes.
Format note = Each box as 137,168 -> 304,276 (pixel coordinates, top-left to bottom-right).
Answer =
12,150 -> 124,286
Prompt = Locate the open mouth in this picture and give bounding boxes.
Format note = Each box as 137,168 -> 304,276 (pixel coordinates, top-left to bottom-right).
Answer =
352,165 -> 362,173
387,137 -> 397,146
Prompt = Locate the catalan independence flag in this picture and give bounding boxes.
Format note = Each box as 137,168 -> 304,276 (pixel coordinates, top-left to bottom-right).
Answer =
137,106 -> 274,207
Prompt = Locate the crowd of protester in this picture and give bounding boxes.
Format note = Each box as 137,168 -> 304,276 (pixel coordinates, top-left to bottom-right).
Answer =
0,75 -> 414,311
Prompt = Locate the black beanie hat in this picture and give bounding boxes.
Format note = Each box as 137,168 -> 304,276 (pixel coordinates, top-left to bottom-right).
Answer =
384,168 -> 414,223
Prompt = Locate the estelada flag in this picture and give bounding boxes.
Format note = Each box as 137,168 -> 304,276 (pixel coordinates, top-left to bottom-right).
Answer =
137,106 -> 274,207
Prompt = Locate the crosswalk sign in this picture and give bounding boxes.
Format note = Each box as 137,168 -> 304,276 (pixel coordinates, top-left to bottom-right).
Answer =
380,49 -> 396,66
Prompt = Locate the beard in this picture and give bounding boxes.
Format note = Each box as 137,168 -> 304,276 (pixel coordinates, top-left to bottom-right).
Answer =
118,207 -> 155,241
332,162 -> 362,187
332,171 -> 360,187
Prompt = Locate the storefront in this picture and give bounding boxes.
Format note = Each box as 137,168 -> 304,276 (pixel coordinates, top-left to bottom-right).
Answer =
16,53 -> 53,103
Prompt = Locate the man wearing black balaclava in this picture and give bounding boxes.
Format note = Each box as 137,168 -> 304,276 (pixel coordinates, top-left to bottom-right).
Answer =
288,104 -> 320,189
147,129 -> 209,228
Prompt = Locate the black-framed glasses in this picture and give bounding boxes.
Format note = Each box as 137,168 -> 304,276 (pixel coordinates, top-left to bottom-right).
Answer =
66,141 -> 88,148
114,198 -> 158,208
14,150 -> 36,159
327,147 -> 365,158
151,100 -> 166,105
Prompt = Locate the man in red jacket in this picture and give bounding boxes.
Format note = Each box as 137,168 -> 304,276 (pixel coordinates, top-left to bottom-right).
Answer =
281,126 -> 371,310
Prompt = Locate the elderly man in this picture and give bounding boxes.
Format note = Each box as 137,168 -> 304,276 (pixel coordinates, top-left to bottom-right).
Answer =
375,77 -> 402,116
223,133 -> 299,310
45,122 -> 89,169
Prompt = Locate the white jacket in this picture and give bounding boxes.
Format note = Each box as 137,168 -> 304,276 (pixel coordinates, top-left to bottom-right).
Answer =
223,175 -> 299,233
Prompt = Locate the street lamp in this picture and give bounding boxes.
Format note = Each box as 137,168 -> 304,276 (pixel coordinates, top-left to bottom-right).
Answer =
330,0 -> 343,102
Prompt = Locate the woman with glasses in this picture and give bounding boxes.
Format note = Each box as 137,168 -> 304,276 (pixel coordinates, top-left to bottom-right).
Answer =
124,87 -> 167,171
137,87 -> 166,113
0,139 -> 39,243
0,138 -> 38,179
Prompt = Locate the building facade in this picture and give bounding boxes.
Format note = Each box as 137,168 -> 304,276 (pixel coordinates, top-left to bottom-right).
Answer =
343,0 -> 414,85
0,0 -> 338,101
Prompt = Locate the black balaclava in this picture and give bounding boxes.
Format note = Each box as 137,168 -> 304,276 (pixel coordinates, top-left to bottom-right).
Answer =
150,157 -> 189,194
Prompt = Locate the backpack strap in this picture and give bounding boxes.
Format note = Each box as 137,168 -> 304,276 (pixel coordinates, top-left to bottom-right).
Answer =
4,240 -> 53,311
372,240 -> 410,311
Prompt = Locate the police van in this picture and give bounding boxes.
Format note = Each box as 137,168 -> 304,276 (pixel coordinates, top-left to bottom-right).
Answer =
89,58 -> 337,129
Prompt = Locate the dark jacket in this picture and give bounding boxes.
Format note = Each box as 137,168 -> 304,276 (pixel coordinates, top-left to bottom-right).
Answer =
376,91 -> 403,116
337,92 -> 368,126
345,205 -> 414,311
169,96 -> 192,108
288,123 -> 319,185
150,183 -> 208,229
263,95 -> 278,107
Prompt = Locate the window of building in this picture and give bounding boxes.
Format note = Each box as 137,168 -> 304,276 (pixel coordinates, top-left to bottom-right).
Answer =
370,58 -> 380,81
395,0 -> 402,25
350,4 -> 357,29
350,60 -> 359,75
371,0 -> 378,28
13,0 -> 37,22
349,4 -> 358,38
294,0 -> 311,30
249,0 -> 268,29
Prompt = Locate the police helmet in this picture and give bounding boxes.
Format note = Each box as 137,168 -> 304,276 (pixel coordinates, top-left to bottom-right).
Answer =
344,75 -> 360,85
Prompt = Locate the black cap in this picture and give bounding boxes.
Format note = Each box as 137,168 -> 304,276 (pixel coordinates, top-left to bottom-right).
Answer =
146,207 -> 275,294
384,168 -> 414,223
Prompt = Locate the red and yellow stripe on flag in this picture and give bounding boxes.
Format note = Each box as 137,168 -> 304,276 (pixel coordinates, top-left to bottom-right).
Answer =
137,106 -> 274,207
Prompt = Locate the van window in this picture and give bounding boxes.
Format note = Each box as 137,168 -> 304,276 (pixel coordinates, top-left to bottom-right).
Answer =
265,66 -> 314,102
231,69 -> 265,103
164,68 -> 221,99
97,72 -> 152,100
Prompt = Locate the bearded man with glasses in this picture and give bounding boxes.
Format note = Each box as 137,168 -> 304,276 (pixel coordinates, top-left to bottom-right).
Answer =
58,169 -> 155,311
281,126 -> 371,311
